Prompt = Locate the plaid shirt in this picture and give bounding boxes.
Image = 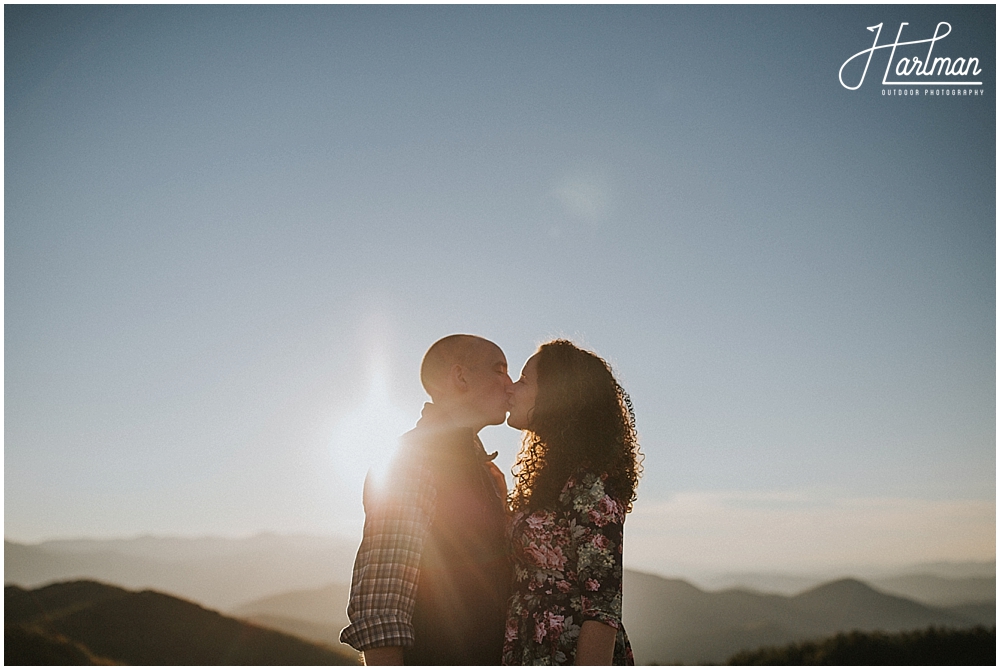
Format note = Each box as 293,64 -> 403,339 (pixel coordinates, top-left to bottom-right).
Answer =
340,404 -> 506,652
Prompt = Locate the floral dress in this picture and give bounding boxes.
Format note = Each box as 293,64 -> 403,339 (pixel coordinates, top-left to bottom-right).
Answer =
503,469 -> 634,665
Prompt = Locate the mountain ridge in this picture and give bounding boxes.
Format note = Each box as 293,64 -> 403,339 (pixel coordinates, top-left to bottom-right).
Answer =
5,580 -> 360,665
231,568 -> 992,664
621,570 -> 988,664
7,535 -> 994,664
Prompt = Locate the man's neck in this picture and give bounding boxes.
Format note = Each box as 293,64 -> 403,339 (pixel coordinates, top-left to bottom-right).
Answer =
424,401 -> 485,434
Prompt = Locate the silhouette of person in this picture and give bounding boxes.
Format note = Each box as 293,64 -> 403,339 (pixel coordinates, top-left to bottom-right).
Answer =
502,339 -> 640,665
341,334 -> 513,665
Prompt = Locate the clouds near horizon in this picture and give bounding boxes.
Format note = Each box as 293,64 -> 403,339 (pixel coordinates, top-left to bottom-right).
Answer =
625,490 -> 995,576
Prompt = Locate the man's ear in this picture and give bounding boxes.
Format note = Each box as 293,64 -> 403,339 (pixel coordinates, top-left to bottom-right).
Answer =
449,363 -> 468,392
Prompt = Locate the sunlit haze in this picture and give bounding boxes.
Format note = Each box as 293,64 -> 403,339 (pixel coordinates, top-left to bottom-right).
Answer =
329,351 -> 412,501
5,5 -> 995,578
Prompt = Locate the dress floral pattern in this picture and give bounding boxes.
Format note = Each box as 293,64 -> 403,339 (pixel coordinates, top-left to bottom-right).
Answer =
503,469 -> 634,665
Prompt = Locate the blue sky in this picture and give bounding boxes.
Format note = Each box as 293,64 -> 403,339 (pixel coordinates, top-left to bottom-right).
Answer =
5,5 -> 994,576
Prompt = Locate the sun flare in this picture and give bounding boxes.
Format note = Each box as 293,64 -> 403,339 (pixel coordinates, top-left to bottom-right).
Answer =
329,359 -> 412,498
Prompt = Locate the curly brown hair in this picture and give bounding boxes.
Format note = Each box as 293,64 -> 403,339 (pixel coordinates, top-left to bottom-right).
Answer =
510,340 -> 642,513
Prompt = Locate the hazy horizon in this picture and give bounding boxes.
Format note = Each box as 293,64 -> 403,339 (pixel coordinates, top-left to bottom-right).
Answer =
5,5 -> 995,577
6,530 -> 995,592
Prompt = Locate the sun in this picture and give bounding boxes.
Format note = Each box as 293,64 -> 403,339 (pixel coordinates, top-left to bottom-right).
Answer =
329,359 -> 413,499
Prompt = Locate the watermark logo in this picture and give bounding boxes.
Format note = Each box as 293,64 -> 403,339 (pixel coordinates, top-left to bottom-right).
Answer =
840,22 -> 983,90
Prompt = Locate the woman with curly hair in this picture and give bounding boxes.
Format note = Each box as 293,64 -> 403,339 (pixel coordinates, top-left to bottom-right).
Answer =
503,340 -> 641,665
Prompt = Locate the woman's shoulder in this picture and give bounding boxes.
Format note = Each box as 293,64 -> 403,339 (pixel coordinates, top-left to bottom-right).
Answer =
559,467 -> 603,494
557,468 -> 624,521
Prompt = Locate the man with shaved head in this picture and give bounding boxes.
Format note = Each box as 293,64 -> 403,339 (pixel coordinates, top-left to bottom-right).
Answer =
341,335 -> 513,665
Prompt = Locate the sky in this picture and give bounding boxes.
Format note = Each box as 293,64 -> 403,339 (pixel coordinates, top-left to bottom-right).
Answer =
5,5 -> 995,578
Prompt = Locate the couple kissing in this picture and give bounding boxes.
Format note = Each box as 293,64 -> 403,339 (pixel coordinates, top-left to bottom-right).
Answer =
340,334 -> 642,665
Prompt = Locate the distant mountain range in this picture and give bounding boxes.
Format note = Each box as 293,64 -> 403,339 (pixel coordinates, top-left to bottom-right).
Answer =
7,534 -> 993,607
872,573 -> 995,607
622,570 -> 992,664
5,580 -> 360,665
4,534 -> 358,609
6,534 -> 994,664
226,569 -> 993,665
700,563 -> 995,605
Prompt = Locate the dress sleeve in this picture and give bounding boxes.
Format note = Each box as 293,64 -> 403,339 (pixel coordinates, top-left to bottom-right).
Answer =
569,474 -> 626,630
340,457 -> 437,651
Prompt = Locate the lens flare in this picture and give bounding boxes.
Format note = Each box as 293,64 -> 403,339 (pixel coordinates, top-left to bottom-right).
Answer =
329,358 -> 412,500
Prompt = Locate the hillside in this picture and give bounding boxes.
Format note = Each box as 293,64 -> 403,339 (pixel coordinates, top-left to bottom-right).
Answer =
239,614 -> 350,653
621,571 -> 985,664
233,582 -> 352,628
5,625 -> 119,665
947,601 -> 996,627
5,581 -> 360,665
7,535 -> 993,664
229,568 -> 991,665
232,583 -> 355,655
726,625 -> 996,665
